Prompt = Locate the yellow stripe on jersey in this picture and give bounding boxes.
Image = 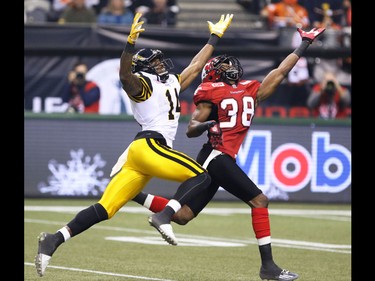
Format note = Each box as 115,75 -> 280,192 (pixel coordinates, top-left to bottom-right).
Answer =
147,138 -> 206,174
129,75 -> 153,103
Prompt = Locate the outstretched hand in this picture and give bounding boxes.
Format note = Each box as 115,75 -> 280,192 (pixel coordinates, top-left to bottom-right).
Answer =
297,27 -> 325,44
207,14 -> 234,38
127,13 -> 145,44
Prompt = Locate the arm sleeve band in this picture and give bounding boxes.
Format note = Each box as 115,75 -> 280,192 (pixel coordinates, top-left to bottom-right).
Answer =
124,42 -> 135,54
207,34 -> 220,47
293,40 -> 310,58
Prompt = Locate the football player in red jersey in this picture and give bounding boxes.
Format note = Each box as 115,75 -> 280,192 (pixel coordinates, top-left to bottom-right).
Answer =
133,27 -> 325,281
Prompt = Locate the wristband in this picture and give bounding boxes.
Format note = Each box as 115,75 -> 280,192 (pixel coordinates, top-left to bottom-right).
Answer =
124,42 -> 135,54
293,40 -> 310,58
207,34 -> 220,47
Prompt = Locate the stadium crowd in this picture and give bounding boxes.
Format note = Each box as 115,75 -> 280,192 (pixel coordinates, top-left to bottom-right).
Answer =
24,0 -> 351,118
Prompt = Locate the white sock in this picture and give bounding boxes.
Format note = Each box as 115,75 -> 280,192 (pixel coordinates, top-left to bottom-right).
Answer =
144,194 -> 155,209
166,199 -> 181,213
258,236 -> 271,246
58,226 -> 71,242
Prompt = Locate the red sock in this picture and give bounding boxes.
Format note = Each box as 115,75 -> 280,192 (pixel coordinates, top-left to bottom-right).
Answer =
149,195 -> 169,213
251,207 -> 271,240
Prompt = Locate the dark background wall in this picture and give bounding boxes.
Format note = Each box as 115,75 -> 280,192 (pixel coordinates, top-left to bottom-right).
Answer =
24,24 -> 351,114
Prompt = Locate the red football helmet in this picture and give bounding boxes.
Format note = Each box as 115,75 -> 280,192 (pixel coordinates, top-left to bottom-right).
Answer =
201,55 -> 243,83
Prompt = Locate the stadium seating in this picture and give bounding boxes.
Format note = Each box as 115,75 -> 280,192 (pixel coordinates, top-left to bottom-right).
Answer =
176,0 -> 266,29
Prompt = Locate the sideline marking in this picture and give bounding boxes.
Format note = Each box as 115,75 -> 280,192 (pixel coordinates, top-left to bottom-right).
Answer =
24,262 -> 175,280
25,218 -> 351,254
24,205 -> 351,220
106,236 -> 247,247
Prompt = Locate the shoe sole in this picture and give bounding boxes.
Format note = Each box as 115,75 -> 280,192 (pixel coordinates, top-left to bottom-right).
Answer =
148,216 -> 178,246
35,232 -> 48,277
260,273 -> 299,281
34,254 -> 44,277
260,277 -> 298,281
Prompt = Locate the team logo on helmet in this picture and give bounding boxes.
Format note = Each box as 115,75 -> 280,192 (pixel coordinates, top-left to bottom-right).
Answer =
132,48 -> 174,83
201,55 -> 243,84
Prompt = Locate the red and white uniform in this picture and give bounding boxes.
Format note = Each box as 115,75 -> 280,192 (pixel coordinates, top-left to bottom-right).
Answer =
193,79 -> 260,159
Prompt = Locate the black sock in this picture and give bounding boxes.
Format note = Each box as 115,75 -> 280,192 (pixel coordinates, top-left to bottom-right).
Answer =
160,205 -> 175,217
66,203 -> 108,237
259,244 -> 277,268
53,231 -> 65,247
132,192 -> 147,205
156,206 -> 175,224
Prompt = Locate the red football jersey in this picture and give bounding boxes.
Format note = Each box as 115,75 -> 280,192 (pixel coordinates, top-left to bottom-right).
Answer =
193,79 -> 261,159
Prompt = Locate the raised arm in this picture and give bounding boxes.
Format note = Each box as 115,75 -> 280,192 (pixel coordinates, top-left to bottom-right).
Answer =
256,27 -> 325,104
179,14 -> 233,92
119,13 -> 145,98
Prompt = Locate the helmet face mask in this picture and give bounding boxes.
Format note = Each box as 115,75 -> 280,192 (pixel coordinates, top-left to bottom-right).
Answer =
132,48 -> 174,83
201,55 -> 243,84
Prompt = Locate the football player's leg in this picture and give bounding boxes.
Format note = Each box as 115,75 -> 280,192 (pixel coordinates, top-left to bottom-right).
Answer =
208,154 -> 298,280
132,192 -> 170,213
35,166 -> 147,276
132,179 -> 218,225
135,138 -> 211,208
133,138 -> 212,244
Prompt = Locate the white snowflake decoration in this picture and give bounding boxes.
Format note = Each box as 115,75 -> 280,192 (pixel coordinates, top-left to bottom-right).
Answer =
38,149 -> 110,196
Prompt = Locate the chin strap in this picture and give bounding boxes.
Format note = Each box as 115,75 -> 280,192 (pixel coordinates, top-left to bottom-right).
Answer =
157,73 -> 169,83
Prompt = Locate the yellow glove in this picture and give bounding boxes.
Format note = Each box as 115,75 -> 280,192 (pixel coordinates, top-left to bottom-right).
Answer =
207,14 -> 233,38
127,13 -> 145,44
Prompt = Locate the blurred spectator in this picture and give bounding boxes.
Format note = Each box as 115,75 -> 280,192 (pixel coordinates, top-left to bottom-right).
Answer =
311,2 -> 343,30
312,56 -> 351,91
130,0 -> 179,26
309,1 -> 351,89
24,0 -> 51,23
307,72 -> 350,119
260,0 -> 310,29
128,0 -> 151,14
340,0 -> 351,78
342,0 -> 351,27
52,0 -> 101,11
300,0 -> 343,30
48,0 -> 102,21
62,63 -> 101,113
58,0 -> 97,23
97,0 -> 134,24
236,0 -> 266,15
88,0 -> 109,15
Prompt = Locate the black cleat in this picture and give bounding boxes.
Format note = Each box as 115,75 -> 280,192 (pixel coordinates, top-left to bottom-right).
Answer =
260,266 -> 299,280
34,232 -> 58,277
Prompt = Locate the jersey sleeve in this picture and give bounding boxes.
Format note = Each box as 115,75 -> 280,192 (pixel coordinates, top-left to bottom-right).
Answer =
129,72 -> 153,103
173,74 -> 181,84
193,82 -> 216,105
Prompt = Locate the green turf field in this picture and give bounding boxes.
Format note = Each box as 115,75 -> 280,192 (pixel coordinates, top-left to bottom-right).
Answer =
25,199 -> 351,281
